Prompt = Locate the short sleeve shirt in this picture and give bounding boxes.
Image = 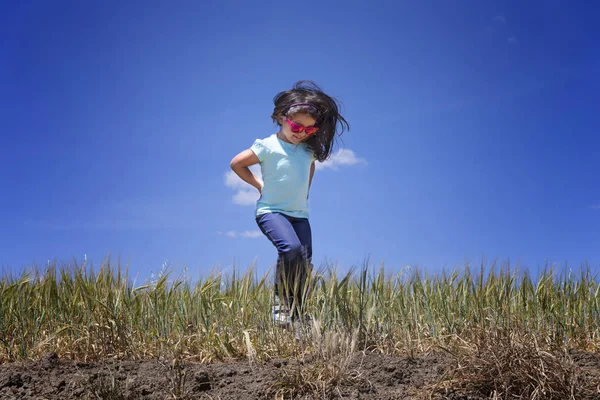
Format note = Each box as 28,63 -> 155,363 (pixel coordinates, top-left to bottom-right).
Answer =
251,134 -> 315,219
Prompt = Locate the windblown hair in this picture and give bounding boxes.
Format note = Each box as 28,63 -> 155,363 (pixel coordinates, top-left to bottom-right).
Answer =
271,80 -> 350,162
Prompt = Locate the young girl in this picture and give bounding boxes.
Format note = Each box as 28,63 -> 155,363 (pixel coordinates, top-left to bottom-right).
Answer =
230,80 -> 350,326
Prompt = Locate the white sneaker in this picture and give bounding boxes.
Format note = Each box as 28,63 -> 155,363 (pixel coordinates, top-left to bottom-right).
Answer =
272,296 -> 291,327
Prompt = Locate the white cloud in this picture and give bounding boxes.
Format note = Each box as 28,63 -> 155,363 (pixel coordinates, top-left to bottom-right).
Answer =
492,15 -> 506,24
225,165 -> 262,206
316,149 -> 367,171
508,36 -> 518,44
219,230 -> 262,239
241,230 -> 262,238
590,204 -> 600,210
233,189 -> 260,206
224,170 -> 246,190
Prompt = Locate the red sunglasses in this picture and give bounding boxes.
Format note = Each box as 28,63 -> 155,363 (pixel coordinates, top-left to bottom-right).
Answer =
286,118 -> 319,135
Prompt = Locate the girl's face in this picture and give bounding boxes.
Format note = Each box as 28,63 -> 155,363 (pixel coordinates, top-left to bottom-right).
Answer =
277,113 -> 318,144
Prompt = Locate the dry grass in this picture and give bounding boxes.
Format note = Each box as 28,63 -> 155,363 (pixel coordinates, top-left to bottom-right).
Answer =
430,328 -> 600,399
267,324 -> 372,399
1,258 -> 600,398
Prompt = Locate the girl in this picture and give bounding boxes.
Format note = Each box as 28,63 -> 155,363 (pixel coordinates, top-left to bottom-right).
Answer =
229,80 -> 350,326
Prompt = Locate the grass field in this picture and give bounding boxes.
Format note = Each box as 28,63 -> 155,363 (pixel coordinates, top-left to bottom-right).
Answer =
1,259 -> 600,398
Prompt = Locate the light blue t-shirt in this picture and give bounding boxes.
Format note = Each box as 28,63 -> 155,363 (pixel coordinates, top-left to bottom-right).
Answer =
251,133 -> 316,219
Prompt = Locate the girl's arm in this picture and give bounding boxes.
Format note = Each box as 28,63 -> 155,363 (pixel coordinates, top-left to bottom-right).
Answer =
308,161 -> 315,198
230,149 -> 263,193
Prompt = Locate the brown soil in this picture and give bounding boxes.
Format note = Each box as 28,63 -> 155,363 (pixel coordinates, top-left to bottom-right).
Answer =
1,350 -> 599,399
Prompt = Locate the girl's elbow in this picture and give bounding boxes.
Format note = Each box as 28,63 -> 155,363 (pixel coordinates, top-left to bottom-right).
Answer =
230,160 -> 246,174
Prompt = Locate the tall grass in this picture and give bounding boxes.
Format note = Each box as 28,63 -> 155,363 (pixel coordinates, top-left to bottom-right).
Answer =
1,259 -> 599,363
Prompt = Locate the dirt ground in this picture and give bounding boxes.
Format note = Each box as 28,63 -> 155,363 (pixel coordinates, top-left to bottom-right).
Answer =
1,350 -> 599,399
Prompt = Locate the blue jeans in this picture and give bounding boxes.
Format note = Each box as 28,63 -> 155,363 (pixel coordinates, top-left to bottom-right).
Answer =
256,212 -> 312,312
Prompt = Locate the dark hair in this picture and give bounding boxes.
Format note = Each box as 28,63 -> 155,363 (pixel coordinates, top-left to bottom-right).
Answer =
271,80 -> 350,162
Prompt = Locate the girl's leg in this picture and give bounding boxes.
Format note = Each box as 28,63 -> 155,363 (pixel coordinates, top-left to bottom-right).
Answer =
256,212 -> 309,317
290,217 -> 312,264
289,217 -> 312,313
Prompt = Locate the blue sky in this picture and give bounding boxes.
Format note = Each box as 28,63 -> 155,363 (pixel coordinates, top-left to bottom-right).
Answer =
1,1 -> 599,281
